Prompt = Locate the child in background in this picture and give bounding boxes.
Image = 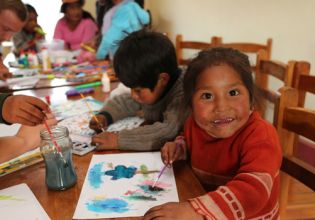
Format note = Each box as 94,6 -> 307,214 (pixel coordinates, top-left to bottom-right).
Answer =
89,29 -> 190,151
95,0 -> 150,60
0,113 -> 57,163
144,48 -> 282,220
54,0 -> 98,50
12,4 -> 44,56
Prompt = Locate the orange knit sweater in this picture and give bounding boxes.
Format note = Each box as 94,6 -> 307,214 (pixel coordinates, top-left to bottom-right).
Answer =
184,111 -> 282,220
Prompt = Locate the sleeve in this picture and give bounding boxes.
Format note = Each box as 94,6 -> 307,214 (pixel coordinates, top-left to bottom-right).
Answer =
189,125 -> 282,219
81,19 -> 99,43
0,93 -> 12,124
100,93 -> 142,123
133,3 -> 150,25
117,91 -> 189,151
53,19 -> 63,40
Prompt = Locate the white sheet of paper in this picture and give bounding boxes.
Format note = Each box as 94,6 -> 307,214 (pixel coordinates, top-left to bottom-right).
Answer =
73,152 -> 179,219
0,183 -> 50,220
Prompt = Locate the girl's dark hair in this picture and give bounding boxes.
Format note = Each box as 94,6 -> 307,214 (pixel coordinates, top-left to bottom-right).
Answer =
113,29 -> 180,91
60,0 -> 84,13
184,47 -> 255,108
25,4 -> 37,16
61,0 -> 96,23
0,0 -> 28,22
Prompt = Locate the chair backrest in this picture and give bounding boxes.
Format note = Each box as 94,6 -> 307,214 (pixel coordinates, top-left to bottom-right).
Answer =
175,34 -> 220,66
291,61 -> 313,107
254,50 -> 296,126
216,37 -> 273,69
277,85 -> 315,218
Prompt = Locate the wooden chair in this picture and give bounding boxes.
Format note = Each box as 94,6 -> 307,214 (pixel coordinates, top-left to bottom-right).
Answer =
175,34 -> 220,66
216,37 -> 273,70
254,50 -> 295,126
277,82 -> 315,218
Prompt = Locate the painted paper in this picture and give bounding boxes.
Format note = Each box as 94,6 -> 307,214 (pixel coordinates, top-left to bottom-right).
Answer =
0,183 -> 50,220
73,152 -> 179,219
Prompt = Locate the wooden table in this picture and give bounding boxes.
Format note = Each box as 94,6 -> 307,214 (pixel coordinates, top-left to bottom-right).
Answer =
0,84 -> 205,220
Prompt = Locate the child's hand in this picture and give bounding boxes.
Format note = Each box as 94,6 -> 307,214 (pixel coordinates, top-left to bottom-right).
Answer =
91,132 -> 118,150
89,114 -> 107,133
143,202 -> 203,220
161,140 -> 186,165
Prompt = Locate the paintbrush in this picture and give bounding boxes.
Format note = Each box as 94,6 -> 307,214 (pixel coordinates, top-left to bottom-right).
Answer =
43,120 -> 68,167
151,164 -> 168,188
79,93 -> 106,132
151,142 -> 183,188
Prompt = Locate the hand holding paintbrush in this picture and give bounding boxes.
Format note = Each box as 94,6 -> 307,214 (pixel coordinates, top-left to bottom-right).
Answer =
151,138 -> 186,189
80,93 -> 106,133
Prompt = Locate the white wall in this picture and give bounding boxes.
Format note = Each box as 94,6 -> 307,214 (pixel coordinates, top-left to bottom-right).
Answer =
147,0 -> 315,65
146,0 -> 315,108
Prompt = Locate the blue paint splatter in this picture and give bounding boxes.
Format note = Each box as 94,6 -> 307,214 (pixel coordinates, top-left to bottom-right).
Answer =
88,162 -> 104,189
86,198 -> 129,213
105,165 -> 137,180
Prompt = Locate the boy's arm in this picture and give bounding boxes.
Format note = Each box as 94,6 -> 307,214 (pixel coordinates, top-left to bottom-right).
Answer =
99,93 -> 141,124
117,93 -> 190,151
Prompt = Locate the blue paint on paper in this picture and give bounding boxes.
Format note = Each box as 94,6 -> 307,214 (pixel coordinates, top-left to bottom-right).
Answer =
86,198 -> 129,213
88,162 -> 104,189
105,165 -> 137,180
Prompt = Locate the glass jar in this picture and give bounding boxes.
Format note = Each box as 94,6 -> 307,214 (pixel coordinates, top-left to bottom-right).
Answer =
40,126 -> 77,190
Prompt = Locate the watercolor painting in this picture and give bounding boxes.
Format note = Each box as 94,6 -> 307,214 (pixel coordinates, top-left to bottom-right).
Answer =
51,96 -> 103,120
0,183 -> 50,220
73,152 -> 179,219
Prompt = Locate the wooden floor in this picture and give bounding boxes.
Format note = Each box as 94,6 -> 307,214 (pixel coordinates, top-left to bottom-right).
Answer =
282,173 -> 315,220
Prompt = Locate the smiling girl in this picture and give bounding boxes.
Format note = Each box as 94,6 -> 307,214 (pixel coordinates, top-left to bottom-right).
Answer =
144,48 -> 282,220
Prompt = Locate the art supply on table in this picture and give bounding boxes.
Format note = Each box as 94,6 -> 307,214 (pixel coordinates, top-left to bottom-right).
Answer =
66,87 -> 94,97
44,96 -> 51,105
72,141 -> 96,156
73,152 -> 178,219
0,148 -> 43,177
0,183 -> 50,220
40,126 -> 77,190
43,121 -> 68,167
151,142 -> 182,188
75,81 -> 102,89
81,43 -> 96,53
101,72 -> 110,92
151,164 -> 168,189
80,93 -> 105,132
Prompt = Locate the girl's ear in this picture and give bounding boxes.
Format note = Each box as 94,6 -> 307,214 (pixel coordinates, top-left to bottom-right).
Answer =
158,72 -> 170,87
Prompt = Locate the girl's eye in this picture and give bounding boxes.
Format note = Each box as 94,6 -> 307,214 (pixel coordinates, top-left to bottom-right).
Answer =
201,93 -> 213,100
229,90 -> 239,96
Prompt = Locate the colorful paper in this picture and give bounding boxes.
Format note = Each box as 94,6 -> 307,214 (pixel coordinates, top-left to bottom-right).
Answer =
73,152 -> 179,219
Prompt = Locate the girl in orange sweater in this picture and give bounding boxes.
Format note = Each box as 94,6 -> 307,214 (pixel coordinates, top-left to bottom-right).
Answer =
144,47 -> 282,220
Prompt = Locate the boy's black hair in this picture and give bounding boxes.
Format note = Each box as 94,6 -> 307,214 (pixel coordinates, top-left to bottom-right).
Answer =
184,47 -> 255,108
113,29 -> 180,91
25,4 -> 37,16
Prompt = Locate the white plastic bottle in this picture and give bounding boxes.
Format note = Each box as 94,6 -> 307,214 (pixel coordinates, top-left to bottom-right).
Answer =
42,48 -> 51,71
102,72 -> 110,92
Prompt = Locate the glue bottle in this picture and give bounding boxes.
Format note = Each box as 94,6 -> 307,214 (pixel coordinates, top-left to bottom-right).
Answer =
102,72 -> 110,92
41,47 -> 51,71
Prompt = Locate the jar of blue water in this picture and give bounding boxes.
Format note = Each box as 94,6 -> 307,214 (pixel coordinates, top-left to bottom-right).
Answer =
40,126 -> 77,190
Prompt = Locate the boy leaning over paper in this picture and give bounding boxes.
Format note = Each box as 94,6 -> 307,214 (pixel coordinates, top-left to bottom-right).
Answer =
89,29 -> 190,151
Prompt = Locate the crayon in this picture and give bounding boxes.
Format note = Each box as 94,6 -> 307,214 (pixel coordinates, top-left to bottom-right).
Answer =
75,81 -> 102,89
